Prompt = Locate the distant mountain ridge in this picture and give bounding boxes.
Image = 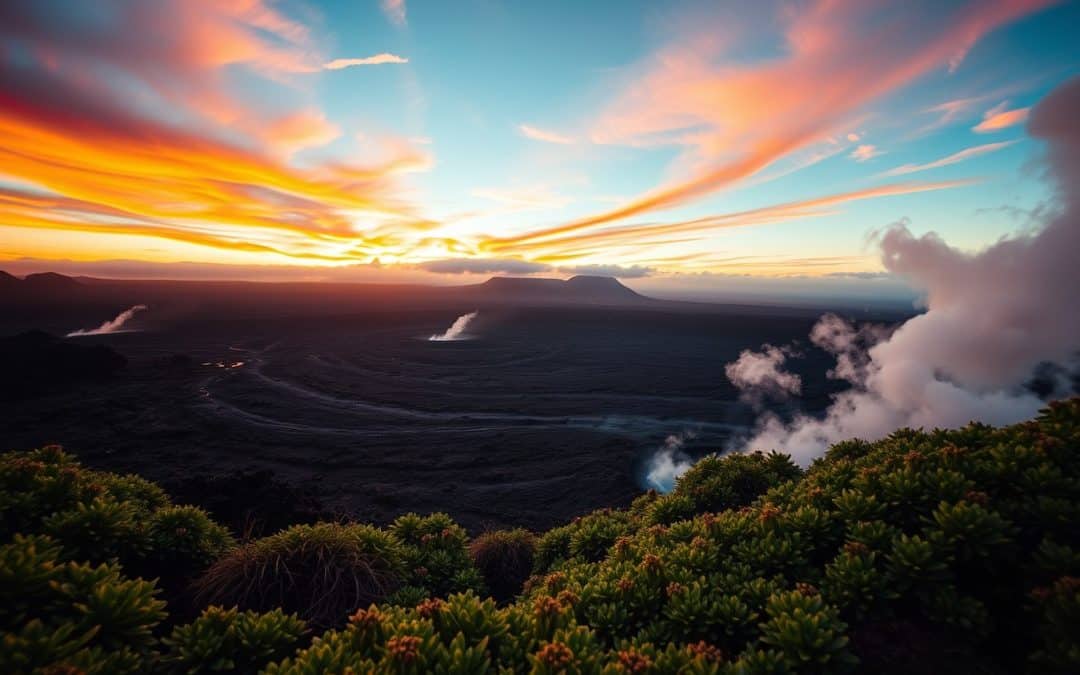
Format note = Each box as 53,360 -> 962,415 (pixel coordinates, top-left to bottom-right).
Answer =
470,275 -> 646,305
0,271 -> 83,291
0,270 -> 849,332
0,270 -> 651,308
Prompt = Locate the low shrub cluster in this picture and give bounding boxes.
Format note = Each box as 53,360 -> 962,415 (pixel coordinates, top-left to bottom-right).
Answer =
0,445 -> 232,601
1,400 -> 1078,673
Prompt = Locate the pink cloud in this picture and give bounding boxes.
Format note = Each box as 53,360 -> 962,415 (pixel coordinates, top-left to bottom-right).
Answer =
323,53 -> 409,70
548,0 -> 1056,238
382,0 -> 407,27
261,109 -> 342,156
850,144 -> 883,162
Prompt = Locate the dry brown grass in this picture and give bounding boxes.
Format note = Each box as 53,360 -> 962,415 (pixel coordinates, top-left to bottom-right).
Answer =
469,528 -> 536,603
194,522 -> 404,628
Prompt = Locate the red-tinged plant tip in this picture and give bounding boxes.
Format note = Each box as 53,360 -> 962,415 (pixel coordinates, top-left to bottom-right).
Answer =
796,582 -> 819,596
687,640 -> 725,663
556,589 -> 579,607
348,607 -> 383,628
964,489 -> 990,505
545,571 -> 566,592
640,553 -> 662,573
535,642 -> 573,668
385,635 -> 422,663
616,648 -> 652,673
416,597 -> 444,618
533,595 -> 562,618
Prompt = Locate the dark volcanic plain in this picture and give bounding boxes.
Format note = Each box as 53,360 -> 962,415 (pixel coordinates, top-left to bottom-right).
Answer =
1,273 -> 906,532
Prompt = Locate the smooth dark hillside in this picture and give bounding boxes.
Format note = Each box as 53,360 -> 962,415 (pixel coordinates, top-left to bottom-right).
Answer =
0,330 -> 126,398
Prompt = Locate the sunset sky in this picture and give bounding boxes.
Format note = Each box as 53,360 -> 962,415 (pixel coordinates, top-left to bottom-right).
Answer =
1,0 -> 1077,297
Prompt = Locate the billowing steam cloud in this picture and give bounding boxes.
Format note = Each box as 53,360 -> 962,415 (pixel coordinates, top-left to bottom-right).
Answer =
429,311 -> 478,341
644,431 -> 697,492
725,344 -> 801,408
66,304 -> 148,337
732,76 -> 1080,465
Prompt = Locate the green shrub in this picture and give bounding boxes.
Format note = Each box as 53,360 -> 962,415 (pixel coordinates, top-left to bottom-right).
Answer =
194,522 -> 405,628
533,509 -> 639,574
42,495 -> 149,565
93,471 -> 171,512
145,505 -> 234,573
0,445 -> 104,539
390,512 -> 484,599
162,605 -> 307,673
653,450 -> 803,524
1028,576 -> 1080,673
0,534 -> 165,674
470,528 -> 536,603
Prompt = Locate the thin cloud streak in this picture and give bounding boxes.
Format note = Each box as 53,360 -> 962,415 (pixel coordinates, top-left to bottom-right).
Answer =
484,180 -> 974,255
881,141 -> 1017,176
323,54 -> 409,69
518,124 -> 575,145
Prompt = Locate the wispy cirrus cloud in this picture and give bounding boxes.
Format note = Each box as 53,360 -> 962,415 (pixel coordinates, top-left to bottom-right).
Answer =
323,53 -> 409,70
482,180 -> 974,256
973,101 -> 1031,132
381,0 -> 407,27
543,0 -> 1055,242
518,124 -> 575,145
881,141 -> 1017,176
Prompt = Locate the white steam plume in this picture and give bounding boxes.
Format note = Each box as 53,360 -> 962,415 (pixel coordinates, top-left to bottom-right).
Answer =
66,304 -> 148,337
429,311 -> 478,341
731,76 -> 1080,466
725,344 -> 801,408
644,431 -> 697,493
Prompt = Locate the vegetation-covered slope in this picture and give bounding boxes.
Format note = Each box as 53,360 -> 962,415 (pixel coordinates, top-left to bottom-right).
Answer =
2,400 -> 1078,673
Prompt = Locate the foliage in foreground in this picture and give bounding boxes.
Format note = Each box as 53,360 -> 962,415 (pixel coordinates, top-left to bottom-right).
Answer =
1,400 -> 1079,673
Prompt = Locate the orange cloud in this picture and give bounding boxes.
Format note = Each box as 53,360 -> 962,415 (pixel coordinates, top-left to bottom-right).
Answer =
0,2 -> 446,265
484,180 -> 973,256
518,124 -> 575,145
973,102 -> 1031,132
567,0 -> 1054,236
261,109 -> 342,157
